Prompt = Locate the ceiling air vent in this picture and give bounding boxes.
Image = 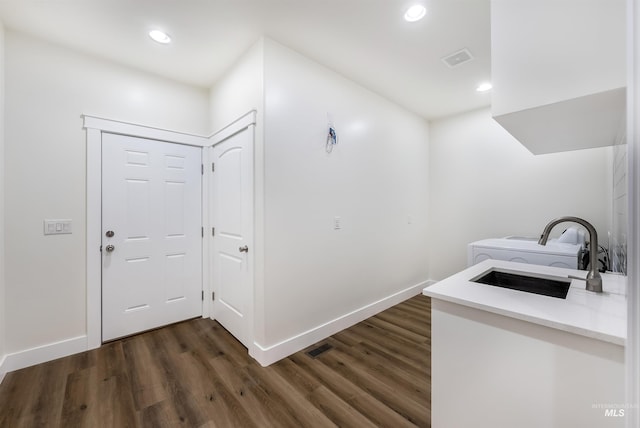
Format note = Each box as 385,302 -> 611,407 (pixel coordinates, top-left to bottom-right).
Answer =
441,48 -> 474,68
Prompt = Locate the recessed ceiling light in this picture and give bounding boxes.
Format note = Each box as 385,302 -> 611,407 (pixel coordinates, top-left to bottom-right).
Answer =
149,30 -> 171,44
404,5 -> 427,22
476,82 -> 493,92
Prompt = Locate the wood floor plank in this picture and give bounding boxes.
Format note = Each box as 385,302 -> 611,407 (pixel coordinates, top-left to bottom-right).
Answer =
165,340 -> 257,428
403,295 -> 431,309
358,340 -> 431,378
349,322 -> 429,369
208,354 -> 283,428
316,347 -> 429,426
243,364 -> 338,428
308,385 -> 379,428
60,367 -> 101,428
331,328 -> 364,347
365,315 -> 428,344
121,335 -> 170,411
270,356 -> 322,396
0,296 -> 432,428
365,317 -> 431,350
0,365 -> 53,428
144,331 -> 214,428
396,297 -> 431,314
325,337 -> 430,402
383,302 -> 432,322
374,309 -> 430,336
195,320 -> 252,367
392,303 -> 432,321
20,357 -> 74,427
271,358 -> 378,427
287,352 -> 364,403
97,373 -> 140,427
91,341 -> 126,380
401,299 -> 431,318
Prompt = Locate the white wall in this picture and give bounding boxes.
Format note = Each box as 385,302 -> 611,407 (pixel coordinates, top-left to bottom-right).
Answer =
0,20 -> 6,375
4,31 -> 209,354
208,38 -> 430,360
626,1 -> 640,423
209,38 -> 264,134
429,107 -> 612,280
260,39 -> 430,347
208,37 -> 266,351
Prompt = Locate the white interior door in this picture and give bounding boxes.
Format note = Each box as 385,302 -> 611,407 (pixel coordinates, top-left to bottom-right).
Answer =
102,133 -> 202,341
211,126 -> 253,348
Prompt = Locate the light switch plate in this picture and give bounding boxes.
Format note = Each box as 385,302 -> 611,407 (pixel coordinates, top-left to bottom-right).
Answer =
44,219 -> 72,235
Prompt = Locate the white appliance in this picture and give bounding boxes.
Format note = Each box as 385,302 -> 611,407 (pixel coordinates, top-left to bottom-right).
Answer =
467,228 -> 586,269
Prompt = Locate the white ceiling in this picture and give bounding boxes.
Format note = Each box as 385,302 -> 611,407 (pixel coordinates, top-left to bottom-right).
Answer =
0,0 -> 492,120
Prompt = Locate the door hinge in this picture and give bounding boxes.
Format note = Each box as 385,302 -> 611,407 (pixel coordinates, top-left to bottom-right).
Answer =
212,292 -> 215,301
201,227 -> 204,237
212,227 -> 215,237
212,162 -> 215,172
201,290 -> 204,301
201,164 -> 204,175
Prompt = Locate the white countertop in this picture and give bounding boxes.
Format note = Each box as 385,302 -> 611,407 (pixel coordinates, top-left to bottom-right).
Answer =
423,259 -> 627,346
470,237 -> 583,256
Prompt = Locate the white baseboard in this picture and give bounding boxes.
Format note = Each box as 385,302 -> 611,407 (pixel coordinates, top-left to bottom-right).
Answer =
250,279 -> 435,367
0,279 -> 439,380
0,335 -> 87,383
0,354 -> 6,385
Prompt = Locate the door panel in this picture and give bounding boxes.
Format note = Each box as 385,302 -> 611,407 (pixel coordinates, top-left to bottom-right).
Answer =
211,127 -> 253,347
102,133 -> 202,341
219,253 -> 243,314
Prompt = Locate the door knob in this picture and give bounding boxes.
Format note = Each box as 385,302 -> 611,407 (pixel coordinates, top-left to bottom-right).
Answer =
105,244 -> 115,253
105,230 -> 115,238
239,245 -> 249,253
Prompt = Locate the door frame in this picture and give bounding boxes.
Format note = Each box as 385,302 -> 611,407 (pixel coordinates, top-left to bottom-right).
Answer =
84,115 -> 209,349
627,0 -> 640,423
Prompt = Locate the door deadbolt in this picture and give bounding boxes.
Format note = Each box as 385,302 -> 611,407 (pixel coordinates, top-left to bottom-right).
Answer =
105,230 -> 115,238
239,245 -> 249,253
105,244 -> 115,253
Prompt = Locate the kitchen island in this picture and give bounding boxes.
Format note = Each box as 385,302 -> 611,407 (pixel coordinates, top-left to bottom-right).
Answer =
423,259 -> 626,428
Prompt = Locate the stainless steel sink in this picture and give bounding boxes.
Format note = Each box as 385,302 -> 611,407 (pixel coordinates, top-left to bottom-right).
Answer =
471,268 -> 571,299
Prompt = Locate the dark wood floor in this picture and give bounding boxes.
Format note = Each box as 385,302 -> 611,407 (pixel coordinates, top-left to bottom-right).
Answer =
0,295 -> 431,427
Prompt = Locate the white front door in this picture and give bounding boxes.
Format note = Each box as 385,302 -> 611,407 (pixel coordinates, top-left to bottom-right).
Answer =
102,133 -> 202,341
210,126 -> 253,348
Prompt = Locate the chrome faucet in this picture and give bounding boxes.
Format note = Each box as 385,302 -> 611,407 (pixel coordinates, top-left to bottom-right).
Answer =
538,216 -> 603,293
